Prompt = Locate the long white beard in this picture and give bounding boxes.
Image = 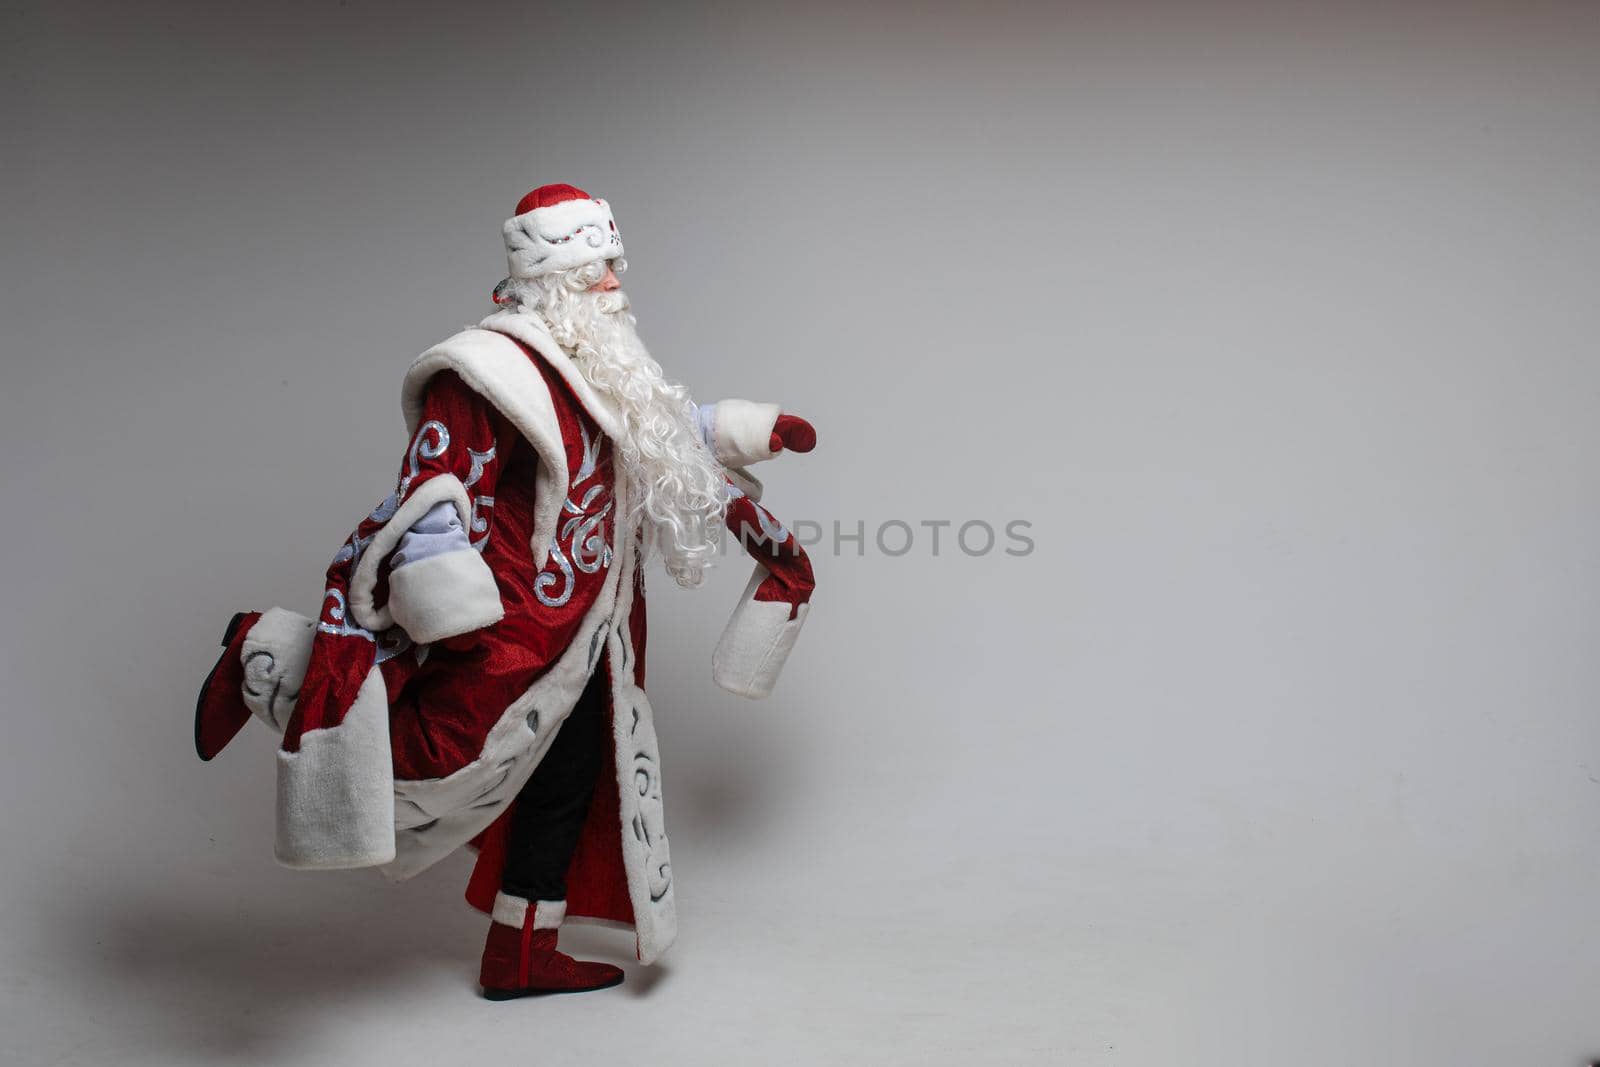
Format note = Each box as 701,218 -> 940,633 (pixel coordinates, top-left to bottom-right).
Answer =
514,271 -> 726,587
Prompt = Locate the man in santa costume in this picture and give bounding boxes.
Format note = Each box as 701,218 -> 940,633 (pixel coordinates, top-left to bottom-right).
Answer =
193,184 -> 816,999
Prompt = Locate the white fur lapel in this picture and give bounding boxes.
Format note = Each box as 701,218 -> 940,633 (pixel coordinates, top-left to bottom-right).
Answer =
402,327 -> 567,568
477,309 -> 624,441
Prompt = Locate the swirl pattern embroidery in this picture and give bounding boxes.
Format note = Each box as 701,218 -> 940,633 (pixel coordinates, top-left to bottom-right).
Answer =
535,423 -> 613,607
321,418 -> 451,659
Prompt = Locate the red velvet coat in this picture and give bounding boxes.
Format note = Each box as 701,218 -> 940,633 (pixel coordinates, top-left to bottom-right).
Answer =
235,311 -> 814,964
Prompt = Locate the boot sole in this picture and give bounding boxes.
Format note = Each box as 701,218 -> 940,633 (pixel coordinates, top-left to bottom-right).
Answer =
194,611 -> 252,761
480,973 -> 625,1000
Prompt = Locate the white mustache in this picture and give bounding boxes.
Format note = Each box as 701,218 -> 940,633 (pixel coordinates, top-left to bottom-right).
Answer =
593,289 -> 630,315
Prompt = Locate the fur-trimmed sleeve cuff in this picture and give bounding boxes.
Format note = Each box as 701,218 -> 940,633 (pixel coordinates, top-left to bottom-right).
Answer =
703,399 -> 781,469
712,565 -> 810,699
388,549 -> 504,644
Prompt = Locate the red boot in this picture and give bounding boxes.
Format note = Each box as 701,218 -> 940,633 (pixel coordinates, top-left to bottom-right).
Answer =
479,894 -> 624,999
194,611 -> 260,761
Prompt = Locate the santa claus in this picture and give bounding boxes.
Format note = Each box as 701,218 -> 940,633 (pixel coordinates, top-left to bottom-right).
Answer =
193,183 -> 816,999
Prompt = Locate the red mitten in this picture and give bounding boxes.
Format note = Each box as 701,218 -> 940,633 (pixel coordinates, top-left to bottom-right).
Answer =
769,413 -> 817,454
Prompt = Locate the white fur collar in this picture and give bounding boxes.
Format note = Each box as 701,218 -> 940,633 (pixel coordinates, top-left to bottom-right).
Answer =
477,309 -> 623,441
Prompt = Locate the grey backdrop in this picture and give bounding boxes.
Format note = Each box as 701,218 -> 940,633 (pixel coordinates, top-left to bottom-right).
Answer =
5,2 -> 1599,1064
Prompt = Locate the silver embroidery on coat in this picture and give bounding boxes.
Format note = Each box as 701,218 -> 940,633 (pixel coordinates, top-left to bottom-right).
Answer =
317,588 -> 373,642
368,419 -> 452,527
325,418 -> 453,660
534,423 -> 613,607
464,445 -> 497,550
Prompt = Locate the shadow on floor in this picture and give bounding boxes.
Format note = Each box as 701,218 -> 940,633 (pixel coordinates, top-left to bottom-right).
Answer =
36,873 -> 659,1062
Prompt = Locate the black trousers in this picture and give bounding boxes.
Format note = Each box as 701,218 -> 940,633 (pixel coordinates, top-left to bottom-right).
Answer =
500,670 -> 607,902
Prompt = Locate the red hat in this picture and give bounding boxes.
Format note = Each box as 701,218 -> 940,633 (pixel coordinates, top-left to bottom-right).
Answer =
514,182 -> 591,216
502,183 -> 622,279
